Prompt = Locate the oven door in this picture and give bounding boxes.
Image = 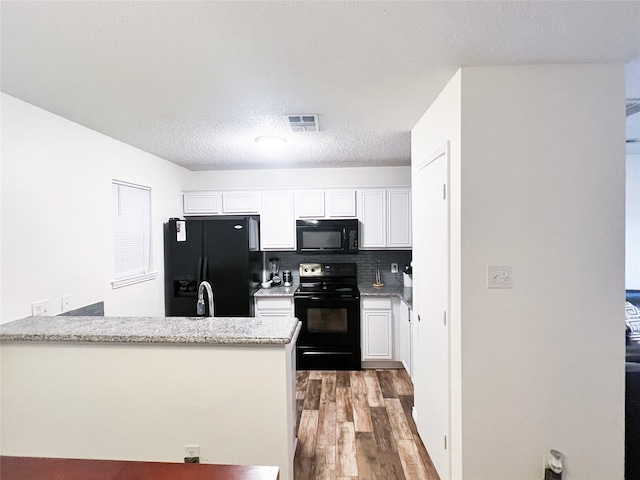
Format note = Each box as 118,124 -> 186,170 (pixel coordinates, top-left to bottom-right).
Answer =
294,295 -> 361,370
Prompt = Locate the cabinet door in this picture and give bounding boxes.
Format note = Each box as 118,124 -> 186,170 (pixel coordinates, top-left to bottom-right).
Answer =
183,192 -> 220,215
359,189 -> 386,248
327,190 -> 356,217
363,310 -> 393,360
387,189 -> 412,248
222,191 -> 260,213
261,191 -> 296,250
398,302 -> 412,376
362,297 -> 393,360
297,190 -> 325,218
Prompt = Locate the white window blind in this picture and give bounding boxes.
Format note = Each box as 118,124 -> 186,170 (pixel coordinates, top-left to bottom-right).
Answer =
111,180 -> 156,288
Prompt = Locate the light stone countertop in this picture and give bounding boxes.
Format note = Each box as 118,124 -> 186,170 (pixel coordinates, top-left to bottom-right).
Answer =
0,315 -> 301,345
254,283 -> 412,308
359,284 -> 413,309
254,285 -> 297,297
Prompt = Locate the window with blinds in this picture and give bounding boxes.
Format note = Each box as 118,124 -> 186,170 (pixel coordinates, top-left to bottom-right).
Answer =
111,180 -> 157,288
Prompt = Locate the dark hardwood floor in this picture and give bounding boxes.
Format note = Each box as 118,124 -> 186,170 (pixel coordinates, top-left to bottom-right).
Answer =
294,369 -> 440,480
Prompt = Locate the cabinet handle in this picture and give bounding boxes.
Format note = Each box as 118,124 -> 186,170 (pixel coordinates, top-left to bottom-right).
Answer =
418,314 -> 421,322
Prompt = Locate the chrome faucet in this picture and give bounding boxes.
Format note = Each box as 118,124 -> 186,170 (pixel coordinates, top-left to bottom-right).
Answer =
196,280 -> 214,317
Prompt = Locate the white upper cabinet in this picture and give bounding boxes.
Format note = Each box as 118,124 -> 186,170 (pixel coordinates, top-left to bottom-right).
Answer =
386,189 -> 412,248
358,187 -> 411,249
221,191 -> 261,214
183,190 -> 260,215
296,189 -> 356,218
359,189 -> 387,248
327,190 -> 357,217
183,191 -> 220,215
183,186 -> 409,250
296,190 -> 325,218
261,191 -> 296,250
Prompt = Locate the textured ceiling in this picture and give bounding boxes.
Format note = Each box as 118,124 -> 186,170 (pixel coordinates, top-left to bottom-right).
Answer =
2,1 -> 639,170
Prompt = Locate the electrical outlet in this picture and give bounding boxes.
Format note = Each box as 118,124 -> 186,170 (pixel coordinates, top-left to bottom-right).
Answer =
184,444 -> 200,463
61,294 -> 72,313
31,299 -> 51,316
391,263 -> 399,274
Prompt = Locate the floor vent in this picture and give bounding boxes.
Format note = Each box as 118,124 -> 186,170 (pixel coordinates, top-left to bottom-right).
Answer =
285,114 -> 319,132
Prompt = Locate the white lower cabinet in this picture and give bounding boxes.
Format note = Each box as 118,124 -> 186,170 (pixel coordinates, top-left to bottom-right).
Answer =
361,297 -> 393,360
396,299 -> 412,377
255,297 -> 294,318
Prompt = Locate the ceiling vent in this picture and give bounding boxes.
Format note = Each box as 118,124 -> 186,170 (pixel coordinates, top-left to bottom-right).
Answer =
285,114 -> 319,132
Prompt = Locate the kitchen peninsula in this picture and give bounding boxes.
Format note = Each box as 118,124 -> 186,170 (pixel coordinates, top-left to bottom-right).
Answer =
0,315 -> 300,480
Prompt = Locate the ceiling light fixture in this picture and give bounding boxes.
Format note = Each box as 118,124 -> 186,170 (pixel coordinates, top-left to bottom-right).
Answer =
255,135 -> 287,152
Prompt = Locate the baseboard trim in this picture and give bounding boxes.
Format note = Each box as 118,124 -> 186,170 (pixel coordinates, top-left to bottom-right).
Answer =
361,360 -> 404,369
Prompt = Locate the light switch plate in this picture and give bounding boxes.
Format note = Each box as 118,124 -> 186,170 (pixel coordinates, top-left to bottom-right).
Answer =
487,265 -> 513,289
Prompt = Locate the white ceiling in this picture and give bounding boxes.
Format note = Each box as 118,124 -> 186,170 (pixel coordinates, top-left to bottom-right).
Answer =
2,1 -> 639,170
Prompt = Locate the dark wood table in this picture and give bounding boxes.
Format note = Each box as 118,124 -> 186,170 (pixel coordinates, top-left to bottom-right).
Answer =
0,457 -> 279,480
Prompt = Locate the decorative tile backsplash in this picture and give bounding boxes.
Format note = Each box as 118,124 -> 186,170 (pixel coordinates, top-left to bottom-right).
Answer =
57,301 -> 105,317
265,250 -> 412,286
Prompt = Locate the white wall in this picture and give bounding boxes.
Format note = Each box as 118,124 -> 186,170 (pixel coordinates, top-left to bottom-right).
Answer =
1,341 -> 296,480
412,64 -> 626,479
627,154 -> 640,289
411,70 -> 464,478
0,94 -> 189,323
185,165 -> 410,190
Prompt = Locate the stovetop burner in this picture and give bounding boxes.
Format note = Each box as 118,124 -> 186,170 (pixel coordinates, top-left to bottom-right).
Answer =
295,262 -> 359,298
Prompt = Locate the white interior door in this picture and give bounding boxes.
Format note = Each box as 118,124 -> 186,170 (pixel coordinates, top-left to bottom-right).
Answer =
413,144 -> 450,479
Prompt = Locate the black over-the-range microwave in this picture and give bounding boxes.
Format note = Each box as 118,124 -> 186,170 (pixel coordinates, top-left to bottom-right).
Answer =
296,219 -> 359,254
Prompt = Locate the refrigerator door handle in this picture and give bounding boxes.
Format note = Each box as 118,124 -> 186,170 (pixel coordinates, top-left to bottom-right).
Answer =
197,257 -> 204,286
202,257 -> 209,281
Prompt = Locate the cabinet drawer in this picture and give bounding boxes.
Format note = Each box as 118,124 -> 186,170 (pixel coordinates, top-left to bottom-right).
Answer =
256,297 -> 293,310
362,297 -> 392,309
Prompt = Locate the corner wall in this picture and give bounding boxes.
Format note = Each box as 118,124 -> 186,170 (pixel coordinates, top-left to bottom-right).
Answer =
461,64 -> 625,479
411,69 -> 463,478
412,64 -> 626,479
0,93 -> 189,323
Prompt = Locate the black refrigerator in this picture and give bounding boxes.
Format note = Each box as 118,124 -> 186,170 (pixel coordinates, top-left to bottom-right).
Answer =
164,217 -> 262,317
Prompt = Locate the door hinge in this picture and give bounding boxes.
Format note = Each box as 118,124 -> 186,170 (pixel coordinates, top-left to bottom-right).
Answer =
443,310 -> 447,326
444,434 -> 448,449
443,184 -> 447,199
